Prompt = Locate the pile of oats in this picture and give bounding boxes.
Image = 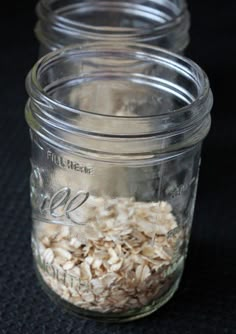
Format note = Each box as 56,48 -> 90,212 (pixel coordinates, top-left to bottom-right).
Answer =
35,196 -> 183,313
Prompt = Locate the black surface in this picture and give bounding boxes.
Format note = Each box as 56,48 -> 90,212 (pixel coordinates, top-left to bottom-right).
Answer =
1,1 -> 236,333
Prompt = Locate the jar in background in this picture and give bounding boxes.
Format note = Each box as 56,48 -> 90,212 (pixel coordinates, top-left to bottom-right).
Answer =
35,0 -> 190,55
25,44 -> 213,322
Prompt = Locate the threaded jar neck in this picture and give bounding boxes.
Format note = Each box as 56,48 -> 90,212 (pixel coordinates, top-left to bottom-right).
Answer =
35,0 -> 190,52
25,43 -> 212,157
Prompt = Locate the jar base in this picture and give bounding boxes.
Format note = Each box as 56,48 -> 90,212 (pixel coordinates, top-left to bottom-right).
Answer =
34,263 -> 182,323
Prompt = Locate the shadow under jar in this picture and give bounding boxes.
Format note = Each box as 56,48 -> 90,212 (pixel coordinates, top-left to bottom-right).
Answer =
35,0 -> 190,56
25,43 -> 213,322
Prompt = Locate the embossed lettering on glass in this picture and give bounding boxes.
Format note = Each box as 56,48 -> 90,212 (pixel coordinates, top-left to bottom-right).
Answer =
25,44 -> 213,322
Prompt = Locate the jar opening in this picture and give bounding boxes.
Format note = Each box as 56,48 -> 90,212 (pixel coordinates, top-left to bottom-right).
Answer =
26,44 -> 212,154
29,44 -> 210,118
44,74 -> 193,118
38,0 -> 187,36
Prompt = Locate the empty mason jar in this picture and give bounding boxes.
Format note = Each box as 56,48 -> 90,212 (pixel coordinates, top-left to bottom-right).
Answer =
25,43 -> 213,322
35,0 -> 190,55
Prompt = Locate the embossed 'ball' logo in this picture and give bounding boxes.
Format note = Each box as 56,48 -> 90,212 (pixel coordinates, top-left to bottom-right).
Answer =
40,187 -> 90,225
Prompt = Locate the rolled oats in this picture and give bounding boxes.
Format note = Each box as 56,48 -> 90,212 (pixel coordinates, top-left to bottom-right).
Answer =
35,196 -> 184,313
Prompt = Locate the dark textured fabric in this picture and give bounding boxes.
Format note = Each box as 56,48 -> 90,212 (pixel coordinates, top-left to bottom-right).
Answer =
1,1 -> 236,333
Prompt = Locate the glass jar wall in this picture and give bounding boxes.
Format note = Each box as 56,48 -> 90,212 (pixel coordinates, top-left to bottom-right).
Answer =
25,44 -> 212,322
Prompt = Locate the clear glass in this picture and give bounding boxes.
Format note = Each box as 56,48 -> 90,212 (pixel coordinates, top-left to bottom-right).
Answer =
25,43 -> 213,322
35,0 -> 190,55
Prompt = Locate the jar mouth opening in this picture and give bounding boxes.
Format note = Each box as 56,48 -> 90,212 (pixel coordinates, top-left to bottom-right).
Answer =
38,0 -> 188,37
29,43 -> 210,122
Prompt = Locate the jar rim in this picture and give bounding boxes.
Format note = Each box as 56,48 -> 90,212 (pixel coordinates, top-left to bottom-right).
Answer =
26,43 -> 213,154
28,43 -> 211,122
37,0 -> 189,38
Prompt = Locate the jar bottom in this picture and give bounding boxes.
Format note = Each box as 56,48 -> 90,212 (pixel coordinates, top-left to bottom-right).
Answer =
34,262 -> 184,323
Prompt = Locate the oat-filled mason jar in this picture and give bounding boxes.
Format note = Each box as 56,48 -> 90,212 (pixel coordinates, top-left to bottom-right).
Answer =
25,44 -> 213,322
35,0 -> 190,55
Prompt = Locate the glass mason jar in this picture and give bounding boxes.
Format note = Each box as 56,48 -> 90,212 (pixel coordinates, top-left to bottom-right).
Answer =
25,43 -> 213,322
35,0 -> 190,56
